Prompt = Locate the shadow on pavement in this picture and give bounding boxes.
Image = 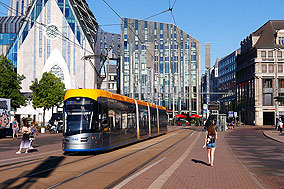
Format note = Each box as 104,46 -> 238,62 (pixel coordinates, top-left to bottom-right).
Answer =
191,159 -> 208,166
0,156 -> 65,188
27,149 -> 39,153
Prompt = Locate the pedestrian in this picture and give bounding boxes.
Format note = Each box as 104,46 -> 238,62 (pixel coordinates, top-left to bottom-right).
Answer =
16,122 -> 31,154
54,119 -> 58,133
12,118 -> 19,139
231,120 -> 234,129
203,123 -> 217,167
276,118 -> 280,131
279,120 -> 283,134
29,122 -> 36,149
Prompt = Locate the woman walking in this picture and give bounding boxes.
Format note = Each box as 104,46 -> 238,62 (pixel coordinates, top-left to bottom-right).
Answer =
12,118 -> 19,139
203,123 -> 217,167
16,122 -> 31,154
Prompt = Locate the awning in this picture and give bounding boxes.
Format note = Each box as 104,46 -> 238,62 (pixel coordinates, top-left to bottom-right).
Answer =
16,104 -> 38,115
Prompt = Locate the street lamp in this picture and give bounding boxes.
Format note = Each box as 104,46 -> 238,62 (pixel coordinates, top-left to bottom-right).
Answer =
274,48 -> 281,121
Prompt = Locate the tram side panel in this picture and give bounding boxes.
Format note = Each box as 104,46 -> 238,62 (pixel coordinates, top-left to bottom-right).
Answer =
150,107 -> 158,136
100,97 -> 138,149
119,101 -> 137,144
97,98 -> 110,149
159,110 -> 168,134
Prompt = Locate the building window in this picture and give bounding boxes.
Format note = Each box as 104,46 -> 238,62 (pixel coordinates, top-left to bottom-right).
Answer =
280,79 -> 284,88
263,79 -> 272,88
268,64 -> 274,73
261,51 -> 266,58
279,93 -> 284,106
51,65 -> 64,82
278,64 -> 283,73
277,51 -> 282,58
262,64 -> 267,73
278,37 -> 284,45
268,51 -> 273,58
263,93 -> 273,106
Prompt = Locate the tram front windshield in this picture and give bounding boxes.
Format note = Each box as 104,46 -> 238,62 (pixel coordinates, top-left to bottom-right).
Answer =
64,97 -> 97,135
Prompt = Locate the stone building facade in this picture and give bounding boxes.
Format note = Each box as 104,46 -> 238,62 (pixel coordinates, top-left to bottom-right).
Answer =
237,20 -> 284,125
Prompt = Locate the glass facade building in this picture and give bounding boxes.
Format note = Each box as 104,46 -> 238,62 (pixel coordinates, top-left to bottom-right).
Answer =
120,18 -> 201,116
218,50 -> 240,113
0,16 -> 22,56
6,0 -> 99,93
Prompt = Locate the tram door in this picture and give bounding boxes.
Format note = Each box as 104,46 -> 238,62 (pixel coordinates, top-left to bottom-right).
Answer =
101,109 -> 109,148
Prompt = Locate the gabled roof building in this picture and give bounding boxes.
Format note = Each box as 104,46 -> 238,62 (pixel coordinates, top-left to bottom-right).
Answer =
7,0 -> 100,92
237,20 -> 284,125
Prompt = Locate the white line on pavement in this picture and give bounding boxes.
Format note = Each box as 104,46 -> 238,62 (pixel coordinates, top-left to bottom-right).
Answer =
113,157 -> 166,189
148,131 -> 200,189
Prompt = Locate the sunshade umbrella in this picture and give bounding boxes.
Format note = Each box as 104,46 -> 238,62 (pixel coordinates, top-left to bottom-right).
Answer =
175,114 -> 187,118
190,114 -> 202,118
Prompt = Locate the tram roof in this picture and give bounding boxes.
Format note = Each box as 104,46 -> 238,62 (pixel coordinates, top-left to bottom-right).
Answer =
64,89 -> 166,110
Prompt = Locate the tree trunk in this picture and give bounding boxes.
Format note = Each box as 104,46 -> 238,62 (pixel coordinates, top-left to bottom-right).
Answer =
43,107 -> 46,126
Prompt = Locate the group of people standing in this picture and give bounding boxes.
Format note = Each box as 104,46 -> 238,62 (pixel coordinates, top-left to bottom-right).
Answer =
12,118 -> 38,154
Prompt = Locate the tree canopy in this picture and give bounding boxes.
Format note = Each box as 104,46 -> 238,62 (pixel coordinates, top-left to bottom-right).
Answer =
30,71 -> 66,110
0,55 -> 26,109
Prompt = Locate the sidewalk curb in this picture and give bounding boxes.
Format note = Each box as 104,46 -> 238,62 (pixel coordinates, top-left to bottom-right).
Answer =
262,131 -> 284,144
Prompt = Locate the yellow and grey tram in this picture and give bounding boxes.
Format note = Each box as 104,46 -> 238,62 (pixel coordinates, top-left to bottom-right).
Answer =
63,89 -> 168,152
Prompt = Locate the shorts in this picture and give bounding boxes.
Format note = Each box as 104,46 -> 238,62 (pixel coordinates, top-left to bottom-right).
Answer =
207,142 -> 216,148
12,128 -> 18,134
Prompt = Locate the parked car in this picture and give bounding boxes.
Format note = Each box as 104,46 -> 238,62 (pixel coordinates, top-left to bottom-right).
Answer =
48,113 -> 63,132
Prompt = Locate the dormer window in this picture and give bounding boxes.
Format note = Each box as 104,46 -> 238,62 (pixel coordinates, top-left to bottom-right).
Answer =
278,37 -> 284,45
276,29 -> 284,45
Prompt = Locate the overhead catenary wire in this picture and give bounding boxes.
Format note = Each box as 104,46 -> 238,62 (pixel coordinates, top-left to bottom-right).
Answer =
142,9 -> 170,21
0,11 -> 8,16
102,0 -> 155,60
0,0 -> 94,55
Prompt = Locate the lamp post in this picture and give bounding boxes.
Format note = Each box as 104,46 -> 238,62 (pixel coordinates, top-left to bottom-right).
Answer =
274,48 -> 281,121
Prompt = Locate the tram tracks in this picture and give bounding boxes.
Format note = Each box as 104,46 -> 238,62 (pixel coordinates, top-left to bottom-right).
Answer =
47,129 -> 195,188
0,129 -> 191,188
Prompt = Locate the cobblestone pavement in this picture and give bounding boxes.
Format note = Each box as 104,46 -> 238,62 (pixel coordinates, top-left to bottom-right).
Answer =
226,126 -> 284,189
118,127 -> 263,189
0,125 -> 283,188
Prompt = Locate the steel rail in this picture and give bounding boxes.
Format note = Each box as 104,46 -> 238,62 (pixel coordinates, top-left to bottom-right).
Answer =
47,129 -> 193,188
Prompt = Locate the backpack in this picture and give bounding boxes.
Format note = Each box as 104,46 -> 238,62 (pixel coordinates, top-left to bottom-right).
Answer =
207,135 -> 215,144
12,121 -> 17,128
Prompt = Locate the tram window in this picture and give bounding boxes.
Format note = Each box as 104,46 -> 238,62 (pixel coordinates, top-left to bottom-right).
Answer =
115,111 -> 122,130
122,111 -> 128,129
108,110 -> 115,130
100,108 -> 109,132
127,112 -> 136,129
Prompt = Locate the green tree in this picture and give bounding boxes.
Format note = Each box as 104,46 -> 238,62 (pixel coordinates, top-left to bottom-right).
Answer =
30,72 -> 66,124
0,55 -> 26,109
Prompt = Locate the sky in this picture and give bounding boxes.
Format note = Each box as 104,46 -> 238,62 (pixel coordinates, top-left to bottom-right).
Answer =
0,0 -> 284,73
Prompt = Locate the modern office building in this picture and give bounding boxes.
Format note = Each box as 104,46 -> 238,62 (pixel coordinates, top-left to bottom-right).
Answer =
237,20 -> 284,125
120,18 -> 201,116
8,0 -> 31,16
100,64 -> 118,94
218,50 -> 240,113
0,16 -> 22,55
209,59 -> 219,103
94,26 -> 120,89
4,0 -> 122,123
7,0 -> 100,92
